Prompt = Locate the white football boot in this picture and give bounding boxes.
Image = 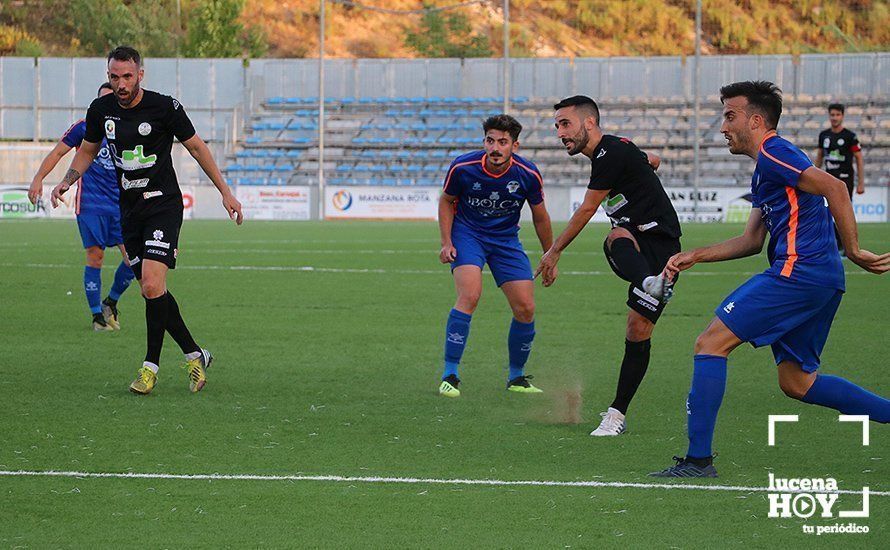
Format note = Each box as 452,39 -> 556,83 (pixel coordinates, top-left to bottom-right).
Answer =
590,407 -> 627,436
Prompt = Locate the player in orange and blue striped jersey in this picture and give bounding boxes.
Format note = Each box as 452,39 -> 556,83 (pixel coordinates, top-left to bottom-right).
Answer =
650,81 -> 890,478
436,115 -> 553,397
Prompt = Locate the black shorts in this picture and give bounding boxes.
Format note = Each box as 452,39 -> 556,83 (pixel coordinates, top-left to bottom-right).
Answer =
121,208 -> 183,279
603,231 -> 681,323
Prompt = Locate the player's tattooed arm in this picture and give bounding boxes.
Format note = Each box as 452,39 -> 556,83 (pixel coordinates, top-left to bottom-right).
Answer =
50,139 -> 100,207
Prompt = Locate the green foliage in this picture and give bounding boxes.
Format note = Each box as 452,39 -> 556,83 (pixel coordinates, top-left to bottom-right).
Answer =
405,2 -> 492,58
183,0 -> 267,58
64,0 -> 181,57
0,24 -> 42,56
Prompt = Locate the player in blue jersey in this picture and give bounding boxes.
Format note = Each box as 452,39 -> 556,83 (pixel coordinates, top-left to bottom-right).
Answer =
28,83 -> 135,331
650,81 -> 890,478
437,114 -> 553,397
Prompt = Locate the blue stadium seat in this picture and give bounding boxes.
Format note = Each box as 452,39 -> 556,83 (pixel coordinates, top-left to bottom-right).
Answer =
408,96 -> 426,104
359,97 -> 376,104
419,109 -> 435,117
268,97 -> 284,104
383,137 -> 400,144
385,109 -> 401,117
406,164 -> 422,172
246,136 -> 261,144
268,150 -> 284,157
286,150 -> 302,158
379,150 -> 394,159
400,109 -> 416,117
355,164 -> 370,172
511,96 -> 529,103
336,164 -> 351,172
352,137 -> 368,144
235,150 -> 251,158
284,97 -> 301,104
392,97 -> 408,103
430,150 -> 447,158
410,123 -> 426,131
276,164 -> 294,171
367,137 -> 384,144
360,150 -> 377,159
340,97 -> 356,104
420,137 -> 437,144
292,137 -> 311,144
251,122 -> 266,131
396,150 -> 411,158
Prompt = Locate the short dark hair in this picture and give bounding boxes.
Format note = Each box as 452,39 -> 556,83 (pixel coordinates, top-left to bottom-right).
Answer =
719,80 -> 783,130
97,82 -> 113,97
828,103 -> 845,114
553,95 -> 600,125
482,114 -> 522,142
107,46 -> 141,67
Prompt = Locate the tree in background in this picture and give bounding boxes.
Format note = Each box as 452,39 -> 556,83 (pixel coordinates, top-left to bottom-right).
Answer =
405,3 -> 491,58
183,0 -> 266,58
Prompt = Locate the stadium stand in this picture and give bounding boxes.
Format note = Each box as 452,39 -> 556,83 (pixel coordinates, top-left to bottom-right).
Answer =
224,96 -> 890,188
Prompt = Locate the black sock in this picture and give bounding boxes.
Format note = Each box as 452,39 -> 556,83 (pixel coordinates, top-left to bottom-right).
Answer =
610,338 -> 652,414
609,238 -> 651,288
103,296 -> 117,307
684,455 -> 713,467
144,293 -> 169,365
166,291 -> 200,355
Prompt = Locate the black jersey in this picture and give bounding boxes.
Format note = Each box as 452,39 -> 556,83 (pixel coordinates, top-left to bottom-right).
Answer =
84,89 -> 196,217
817,128 -> 860,178
587,135 -> 681,238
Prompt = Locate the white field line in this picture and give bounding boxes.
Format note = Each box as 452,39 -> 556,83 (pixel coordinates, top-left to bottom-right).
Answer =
0,261 -> 873,278
1,469 -> 887,496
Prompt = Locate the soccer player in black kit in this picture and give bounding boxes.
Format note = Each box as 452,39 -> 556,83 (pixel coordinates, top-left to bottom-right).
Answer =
52,46 -> 243,395
535,95 -> 681,437
816,103 -> 865,249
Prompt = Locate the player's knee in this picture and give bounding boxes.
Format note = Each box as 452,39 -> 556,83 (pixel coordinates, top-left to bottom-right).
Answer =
778,377 -> 809,400
456,291 -> 481,312
85,247 -> 104,268
693,331 -> 712,355
606,228 -> 636,249
140,278 -> 165,299
512,301 -> 535,323
627,315 -> 653,341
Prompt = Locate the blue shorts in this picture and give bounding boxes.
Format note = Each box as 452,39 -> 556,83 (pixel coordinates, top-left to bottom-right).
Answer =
715,273 -> 843,373
76,213 -> 123,249
450,224 -> 533,287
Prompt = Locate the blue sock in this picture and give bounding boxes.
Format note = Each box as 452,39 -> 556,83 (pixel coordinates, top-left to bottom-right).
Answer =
443,308 -> 471,380
108,261 -> 135,301
508,318 -> 535,380
686,354 -> 728,459
802,374 -> 890,423
84,266 -> 102,314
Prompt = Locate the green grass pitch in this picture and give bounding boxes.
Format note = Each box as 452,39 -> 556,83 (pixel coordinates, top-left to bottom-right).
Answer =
1,219 -> 887,547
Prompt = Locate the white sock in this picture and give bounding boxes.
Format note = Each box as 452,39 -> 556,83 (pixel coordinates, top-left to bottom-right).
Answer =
143,361 -> 159,374
185,350 -> 202,361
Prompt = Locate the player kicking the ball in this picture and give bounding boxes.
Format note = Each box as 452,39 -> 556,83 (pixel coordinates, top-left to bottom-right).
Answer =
52,46 -> 243,395
437,114 -> 553,397
651,81 -> 890,478
536,95 -> 679,437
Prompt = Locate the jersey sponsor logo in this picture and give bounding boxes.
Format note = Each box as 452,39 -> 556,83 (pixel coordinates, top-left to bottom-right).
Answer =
823,137 -> 830,148
117,145 -> 157,171
104,120 -> 116,139
465,193 -> 521,215
596,149 -> 607,159
603,193 -> 628,215
121,173 -> 149,190
138,122 -> 152,136
145,229 -> 171,249
632,286 -> 659,310
143,191 -> 163,199
128,255 -> 140,265
506,181 -> 520,194
637,221 -> 658,231
146,248 -> 168,257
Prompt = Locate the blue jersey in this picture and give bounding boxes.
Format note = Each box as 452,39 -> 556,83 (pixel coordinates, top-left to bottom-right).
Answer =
443,150 -> 544,237
61,120 -> 119,216
752,132 -> 844,291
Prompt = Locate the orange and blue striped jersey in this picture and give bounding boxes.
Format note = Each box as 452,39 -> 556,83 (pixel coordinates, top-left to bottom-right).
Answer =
442,150 -> 544,237
752,132 -> 844,291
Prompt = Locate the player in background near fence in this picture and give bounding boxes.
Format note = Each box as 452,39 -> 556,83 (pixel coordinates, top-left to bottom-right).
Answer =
29,83 -> 135,332
535,95 -> 679,438
651,81 -> 890,479
51,46 -> 243,395
437,114 -> 553,398
815,103 -> 865,250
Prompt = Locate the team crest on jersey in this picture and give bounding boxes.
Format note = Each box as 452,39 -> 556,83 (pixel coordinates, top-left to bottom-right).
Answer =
104,120 -> 116,139
490,191 -> 500,200
153,230 -> 164,240
838,138 -> 844,146
138,122 -> 152,136
506,181 -> 520,194
472,182 -> 482,191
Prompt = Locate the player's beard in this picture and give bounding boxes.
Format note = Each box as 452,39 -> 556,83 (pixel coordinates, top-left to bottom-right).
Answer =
564,126 -> 588,156
117,80 -> 141,107
724,131 -> 749,155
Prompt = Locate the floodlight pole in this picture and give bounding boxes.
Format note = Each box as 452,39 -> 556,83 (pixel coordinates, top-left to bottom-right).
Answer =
502,0 -> 510,114
318,0 -> 326,220
692,0 -> 701,220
